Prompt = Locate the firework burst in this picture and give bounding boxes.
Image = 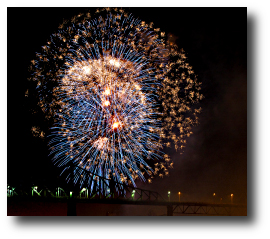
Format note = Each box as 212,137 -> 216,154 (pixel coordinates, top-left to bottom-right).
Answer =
29,8 -> 202,192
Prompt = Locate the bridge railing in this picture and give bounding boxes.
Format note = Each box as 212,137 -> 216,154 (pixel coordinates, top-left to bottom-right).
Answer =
7,183 -> 164,202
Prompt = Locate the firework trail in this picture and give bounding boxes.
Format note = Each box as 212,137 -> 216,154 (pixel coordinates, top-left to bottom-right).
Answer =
29,8 -> 202,193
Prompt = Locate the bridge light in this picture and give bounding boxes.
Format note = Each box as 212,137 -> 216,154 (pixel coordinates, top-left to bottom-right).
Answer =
131,190 -> 135,200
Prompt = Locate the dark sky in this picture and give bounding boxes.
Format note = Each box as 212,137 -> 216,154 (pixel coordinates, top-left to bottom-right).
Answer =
8,7 -> 247,204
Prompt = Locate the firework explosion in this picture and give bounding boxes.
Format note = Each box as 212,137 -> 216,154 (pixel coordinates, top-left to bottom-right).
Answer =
29,8 -> 202,193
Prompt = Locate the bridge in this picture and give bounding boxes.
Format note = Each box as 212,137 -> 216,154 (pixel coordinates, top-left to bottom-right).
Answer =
7,183 -> 246,216
7,164 -> 246,216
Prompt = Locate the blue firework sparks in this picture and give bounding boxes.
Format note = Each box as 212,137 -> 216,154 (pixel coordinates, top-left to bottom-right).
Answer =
29,8 -> 202,193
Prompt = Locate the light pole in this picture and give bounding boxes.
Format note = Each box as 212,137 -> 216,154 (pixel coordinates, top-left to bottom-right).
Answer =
132,190 -> 135,200
213,193 -> 216,203
178,192 -> 181,202
168,191 -> 170,202
231,194 -> 234,204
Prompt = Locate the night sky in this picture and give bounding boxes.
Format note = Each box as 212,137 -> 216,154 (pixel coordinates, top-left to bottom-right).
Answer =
8,7 -> 247,205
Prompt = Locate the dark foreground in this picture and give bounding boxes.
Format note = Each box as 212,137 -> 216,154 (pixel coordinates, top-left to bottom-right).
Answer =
7,197 -> 247,216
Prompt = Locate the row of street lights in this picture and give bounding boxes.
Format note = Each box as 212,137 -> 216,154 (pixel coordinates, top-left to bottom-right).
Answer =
167,191 -> 181,202
168,191 -> 234,203
213,192 -> 234,203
